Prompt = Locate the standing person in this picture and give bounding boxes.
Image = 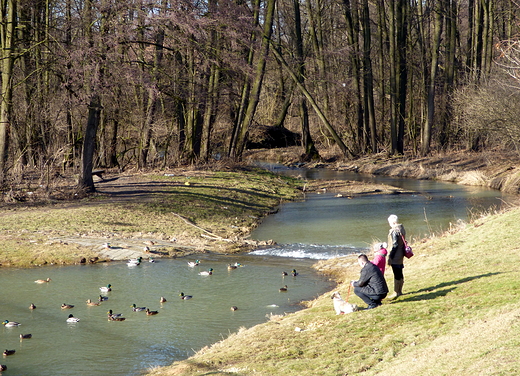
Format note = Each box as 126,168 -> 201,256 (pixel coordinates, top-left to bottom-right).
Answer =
372,242 -> 387,274
387,214 -> 406,299
350,254 -> 388,309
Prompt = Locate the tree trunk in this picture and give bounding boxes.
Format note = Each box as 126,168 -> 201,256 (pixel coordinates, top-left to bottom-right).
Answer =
231,0 -> 277,159
270,46 -> 354,158
421,0 -> 443,156
361,0 -> 377,153
293,0 -> 319,160
0,0 -> 16,183
79,95 -> 102,193
343,0 -> 364,152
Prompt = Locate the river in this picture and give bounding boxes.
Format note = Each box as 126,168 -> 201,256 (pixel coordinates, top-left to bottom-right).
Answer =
1,167 -> 515,375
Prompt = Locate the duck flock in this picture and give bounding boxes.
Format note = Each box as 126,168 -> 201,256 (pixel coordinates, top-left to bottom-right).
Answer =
1,257 -> 301,374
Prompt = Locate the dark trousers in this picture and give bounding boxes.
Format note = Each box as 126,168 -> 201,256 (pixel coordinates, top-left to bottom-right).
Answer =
354,287 -> 387,308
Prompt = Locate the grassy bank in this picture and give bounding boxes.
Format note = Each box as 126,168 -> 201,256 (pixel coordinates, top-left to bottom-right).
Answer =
0,168 -> 302,267
146,206 -> 520,375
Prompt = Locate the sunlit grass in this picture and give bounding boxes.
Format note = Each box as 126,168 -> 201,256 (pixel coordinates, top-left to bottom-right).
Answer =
146,206 -> 520,375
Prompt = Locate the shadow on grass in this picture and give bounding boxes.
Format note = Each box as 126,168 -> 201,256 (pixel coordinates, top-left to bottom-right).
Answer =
395,272 -> 501,303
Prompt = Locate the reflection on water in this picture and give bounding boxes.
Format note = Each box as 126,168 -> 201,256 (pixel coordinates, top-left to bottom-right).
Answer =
250,165 -> 517,258
0,256 -> 334,376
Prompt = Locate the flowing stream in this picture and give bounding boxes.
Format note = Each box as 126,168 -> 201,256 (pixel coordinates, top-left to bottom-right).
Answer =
250,165 -> 516,258
1,166 -> 516,375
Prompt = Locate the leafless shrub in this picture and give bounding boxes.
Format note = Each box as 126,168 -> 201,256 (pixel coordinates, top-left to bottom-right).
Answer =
452,71 -> 520,154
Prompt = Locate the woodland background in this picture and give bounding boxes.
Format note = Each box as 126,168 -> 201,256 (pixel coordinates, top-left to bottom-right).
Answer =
1,0 -> 520,191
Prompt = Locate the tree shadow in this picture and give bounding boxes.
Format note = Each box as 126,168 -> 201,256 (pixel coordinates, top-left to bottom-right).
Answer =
394,272 -> 501,303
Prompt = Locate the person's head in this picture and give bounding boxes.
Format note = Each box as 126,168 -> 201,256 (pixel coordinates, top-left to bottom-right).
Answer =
388,214 -> 399,227
358,253 -> 369,266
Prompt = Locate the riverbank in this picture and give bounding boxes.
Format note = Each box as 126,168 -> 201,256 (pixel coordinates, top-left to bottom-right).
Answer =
246,148 -> 520,194
146,202 -> 520,375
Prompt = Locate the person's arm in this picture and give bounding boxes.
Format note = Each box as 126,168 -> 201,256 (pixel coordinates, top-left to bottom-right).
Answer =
388,231 -> 399,263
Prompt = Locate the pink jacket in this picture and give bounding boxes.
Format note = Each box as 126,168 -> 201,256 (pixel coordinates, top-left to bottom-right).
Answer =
372,249 -> 387,274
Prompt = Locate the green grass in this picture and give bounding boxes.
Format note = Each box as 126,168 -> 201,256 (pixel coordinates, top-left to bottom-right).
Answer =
0,168 -> 301,267
146,206 -> 520,376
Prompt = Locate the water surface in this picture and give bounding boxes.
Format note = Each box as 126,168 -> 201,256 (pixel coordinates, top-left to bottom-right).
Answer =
1,255 -> 333,376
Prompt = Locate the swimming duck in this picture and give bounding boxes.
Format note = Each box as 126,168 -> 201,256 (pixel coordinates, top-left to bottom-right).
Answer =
145,308 -> 159,315
227,264 -> 238,270
187,260 -> 200,267
291,269 -> 299,276
199,268 -> 213,276
29,303 -> 36,309
100,284 -> 112,292
2,320 -> 21,327
2,350 -> 15,356
61,303 -> 74,309
279,285 -> 288,292
98,295 -> 109,302
159,296 -> 167,303
86,299 -> 100,306
230,306 -> 238,311
179,292 -> 193,300
107,310 -> 123,319
19,334 -> 32,339
282,271 -> 288,276
131,304 -> 146,312
127,257 -> 142,266
0,364 -> 6,371
34,278 -> 51,284
66,314 -> 80,323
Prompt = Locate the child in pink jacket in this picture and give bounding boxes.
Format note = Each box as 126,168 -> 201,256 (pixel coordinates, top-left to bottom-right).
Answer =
372,242 -> 387,274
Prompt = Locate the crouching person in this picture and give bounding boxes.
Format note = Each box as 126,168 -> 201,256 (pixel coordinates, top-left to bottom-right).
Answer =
351,254 -> 388,309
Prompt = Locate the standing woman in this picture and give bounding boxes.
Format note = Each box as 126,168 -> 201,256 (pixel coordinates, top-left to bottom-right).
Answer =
387,214 -> 406,299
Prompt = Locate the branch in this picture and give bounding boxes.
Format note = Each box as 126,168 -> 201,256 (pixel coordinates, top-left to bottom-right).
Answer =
171,212 -> 233,242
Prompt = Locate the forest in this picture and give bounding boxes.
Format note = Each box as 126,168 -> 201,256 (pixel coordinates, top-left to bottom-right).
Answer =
1,0 -> 520,191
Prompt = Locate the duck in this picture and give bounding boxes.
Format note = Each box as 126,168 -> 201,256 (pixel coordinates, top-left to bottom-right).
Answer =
19,334 -> 32,339
291,269 -> 299,276
230,306 -> 238,311
61,303 -> 74,309
131,304 -> 146,312
187,260 -> 200,267
282,271 -> 288,276
279,285 -> 288,292
227,264 -> 238,270
127,257 -> 142,266
29,303 -> 36,309
34,277 -> 51,284
199,268 -> 213,276
107,310 -> 123,319
100,284 -> 112,292
145,308 -> 159,315
103,242 -> 111,249
2,350 -> 15,356
98,295 -> 109,302
66,314 -> 80,323
159,296 -> 167,303
0,364 -> 6,371
2,320 -> 21,327
179,292 -> 193,300
86,299 -> 100,306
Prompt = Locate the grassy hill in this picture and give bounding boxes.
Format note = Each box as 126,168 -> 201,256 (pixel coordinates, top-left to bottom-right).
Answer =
147,206 -> 520,375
